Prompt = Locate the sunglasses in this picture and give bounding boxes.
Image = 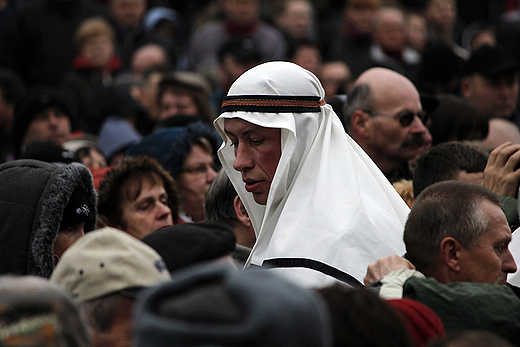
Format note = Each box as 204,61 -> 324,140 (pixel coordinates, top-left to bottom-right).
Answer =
363,110 -> 428,127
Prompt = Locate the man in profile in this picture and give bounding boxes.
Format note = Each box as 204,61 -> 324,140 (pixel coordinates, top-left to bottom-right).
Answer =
214,61 -> 409,288
404,181 -> 516,285
345,67 -> 432,182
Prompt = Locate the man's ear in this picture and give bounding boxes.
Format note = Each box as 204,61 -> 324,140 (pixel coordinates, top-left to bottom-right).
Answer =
350,110 -> 371,138
440,237 -> 462,273
233,195 -> 251,228
460,76 -> 471,99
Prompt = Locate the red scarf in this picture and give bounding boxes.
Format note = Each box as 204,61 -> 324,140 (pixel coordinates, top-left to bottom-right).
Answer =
73,55 -> 122,73
224,19 -> 258,35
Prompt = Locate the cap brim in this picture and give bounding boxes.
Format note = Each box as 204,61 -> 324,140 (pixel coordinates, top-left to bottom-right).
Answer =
481,63 -> 518,78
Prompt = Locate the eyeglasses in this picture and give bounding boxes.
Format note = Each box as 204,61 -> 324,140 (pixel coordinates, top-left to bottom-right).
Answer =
181,163 -> 219,176
362,109 -> 428,127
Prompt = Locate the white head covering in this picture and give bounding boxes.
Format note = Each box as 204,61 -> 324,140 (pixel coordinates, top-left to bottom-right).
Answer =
214,61 -> 409,288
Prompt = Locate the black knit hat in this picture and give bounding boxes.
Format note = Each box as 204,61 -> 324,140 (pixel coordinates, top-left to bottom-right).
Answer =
141,222 -> 236,273
20,141 -> 79,165
12,88 -> 73,153
463,45 -> 519,77
59,185 -> 94,231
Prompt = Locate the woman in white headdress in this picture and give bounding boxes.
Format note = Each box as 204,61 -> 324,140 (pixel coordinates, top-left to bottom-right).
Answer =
214,61 -> 409,288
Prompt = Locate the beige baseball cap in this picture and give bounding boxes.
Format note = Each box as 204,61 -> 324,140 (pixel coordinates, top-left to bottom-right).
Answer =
50,227 -> 171,302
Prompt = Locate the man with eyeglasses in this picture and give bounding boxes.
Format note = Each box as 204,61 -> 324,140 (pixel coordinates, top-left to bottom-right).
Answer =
345,67 -> 433,182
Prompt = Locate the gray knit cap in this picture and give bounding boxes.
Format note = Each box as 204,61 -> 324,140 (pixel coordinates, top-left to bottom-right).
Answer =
134,264 -> 332,347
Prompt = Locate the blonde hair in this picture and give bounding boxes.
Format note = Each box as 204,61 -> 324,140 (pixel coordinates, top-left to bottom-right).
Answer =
74,17 -> 115,50
393,179 -> 414,208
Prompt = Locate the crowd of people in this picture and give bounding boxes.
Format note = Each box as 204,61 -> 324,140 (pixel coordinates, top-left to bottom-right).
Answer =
2,0 -> 520,346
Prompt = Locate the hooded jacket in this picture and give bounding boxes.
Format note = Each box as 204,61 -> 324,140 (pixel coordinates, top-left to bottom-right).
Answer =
0,159 -> 96,278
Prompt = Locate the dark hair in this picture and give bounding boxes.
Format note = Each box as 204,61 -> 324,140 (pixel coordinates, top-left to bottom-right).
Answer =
344,83 -> 374,132
413,141 -> 488,197
404,181 -> 501,274
157,74 -> 215,124
97,156 -> 179,228
317,285 -> 413,347
0,68 -> 26,104
204,168 -> 239,226
287,38 -> 320,61
217,35 -> 263,65
427,95 -> 488,146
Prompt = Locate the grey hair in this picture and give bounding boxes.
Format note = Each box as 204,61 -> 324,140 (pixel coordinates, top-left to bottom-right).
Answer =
404,181 -> 501,274
344,83 -> 374,132
79,293 -> 128,333
204,168 -> 239,227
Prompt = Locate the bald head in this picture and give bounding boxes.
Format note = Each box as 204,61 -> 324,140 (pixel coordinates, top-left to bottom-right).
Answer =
355,68 -> 421,110
131,44 -> 169,78
483,118 -> 520,149
346,68 -> 432,177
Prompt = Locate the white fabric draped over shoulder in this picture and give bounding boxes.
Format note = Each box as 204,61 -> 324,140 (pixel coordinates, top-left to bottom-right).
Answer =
214,61 -> 410,288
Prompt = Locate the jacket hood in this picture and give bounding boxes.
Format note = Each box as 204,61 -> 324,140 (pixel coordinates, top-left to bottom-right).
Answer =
0,160 -> 97,278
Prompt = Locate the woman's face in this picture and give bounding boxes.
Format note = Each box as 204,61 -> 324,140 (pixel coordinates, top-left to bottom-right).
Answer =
81,34 -> 114,69
176,144 -> 218,222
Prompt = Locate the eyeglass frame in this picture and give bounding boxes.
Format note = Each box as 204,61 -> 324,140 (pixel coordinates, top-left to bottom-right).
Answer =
362,109 -> 428,127
180,162 -> 220,176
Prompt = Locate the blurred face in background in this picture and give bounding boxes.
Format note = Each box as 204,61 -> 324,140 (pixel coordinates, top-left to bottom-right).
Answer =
291,45 -> 322,76
373,8 -> 406,53
110,0 -> 146,30
406,13 -> 427,52
275,0 -> 313,38
158,89 -> 199,120
176,143 -> 218,222
222,0 -> 260,27
424,0 -> 456,35
24,107 -> 71,146
345,0 -> 380,34
462,72 -> 519,119
81,34 -> 114,68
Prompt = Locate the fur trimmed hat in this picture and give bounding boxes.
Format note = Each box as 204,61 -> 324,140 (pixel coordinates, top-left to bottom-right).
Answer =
0,160 -> 97,278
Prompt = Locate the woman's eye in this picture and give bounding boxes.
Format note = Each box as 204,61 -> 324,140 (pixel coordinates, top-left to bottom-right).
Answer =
139,204 -> 150,211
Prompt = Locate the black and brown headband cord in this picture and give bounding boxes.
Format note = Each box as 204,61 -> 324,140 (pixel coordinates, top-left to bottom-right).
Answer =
221,95 -> 326,113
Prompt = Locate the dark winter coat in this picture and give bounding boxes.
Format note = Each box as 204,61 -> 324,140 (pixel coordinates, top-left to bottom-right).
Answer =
0,160 -> 96,278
